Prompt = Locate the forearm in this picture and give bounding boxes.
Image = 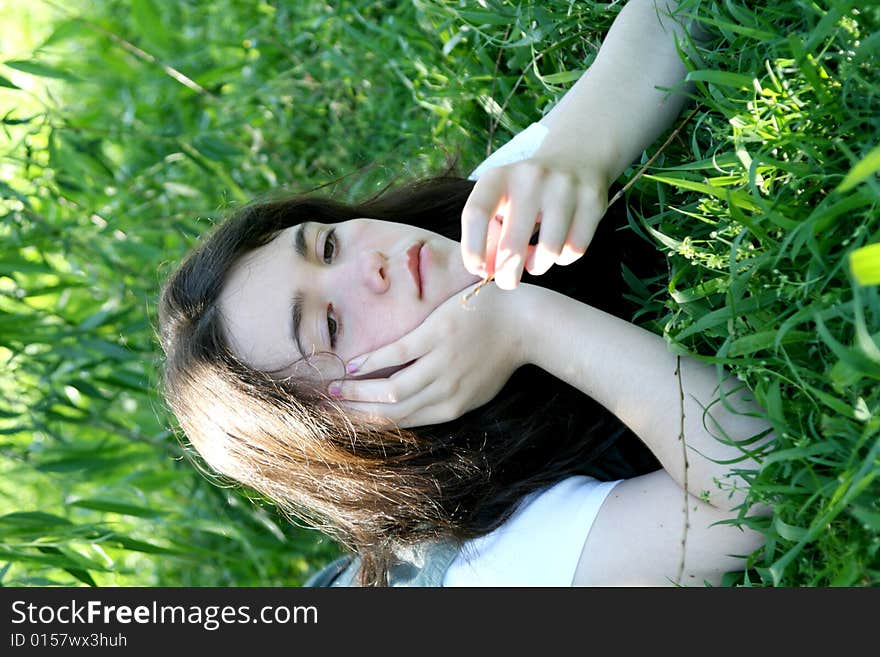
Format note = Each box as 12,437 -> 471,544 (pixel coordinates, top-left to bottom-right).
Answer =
523,286 -> 774,512
535,0 -> 706,183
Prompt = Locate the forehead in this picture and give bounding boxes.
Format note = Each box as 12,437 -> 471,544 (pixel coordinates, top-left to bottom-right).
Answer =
217,227 -> 301,371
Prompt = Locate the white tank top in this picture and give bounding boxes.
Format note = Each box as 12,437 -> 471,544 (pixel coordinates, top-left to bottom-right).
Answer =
443,476 -> 622,586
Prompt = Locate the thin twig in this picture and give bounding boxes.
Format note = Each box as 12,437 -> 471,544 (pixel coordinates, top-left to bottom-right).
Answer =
462,103 -> 703,303
674,354 -> 690,586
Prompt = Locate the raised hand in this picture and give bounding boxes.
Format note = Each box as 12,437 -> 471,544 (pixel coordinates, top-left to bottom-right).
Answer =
460,158 -> 609,290
327,281 -> 545,428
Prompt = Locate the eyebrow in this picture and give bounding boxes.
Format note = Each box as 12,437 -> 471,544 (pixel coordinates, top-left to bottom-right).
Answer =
290,223 -> 309,358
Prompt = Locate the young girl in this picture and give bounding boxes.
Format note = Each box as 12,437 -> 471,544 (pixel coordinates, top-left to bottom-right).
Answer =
157,0 -> 774,586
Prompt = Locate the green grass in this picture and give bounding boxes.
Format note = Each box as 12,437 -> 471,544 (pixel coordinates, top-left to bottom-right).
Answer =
0,0 -> 877,586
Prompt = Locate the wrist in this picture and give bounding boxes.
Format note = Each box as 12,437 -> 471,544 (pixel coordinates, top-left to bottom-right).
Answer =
513,283 -> 558,368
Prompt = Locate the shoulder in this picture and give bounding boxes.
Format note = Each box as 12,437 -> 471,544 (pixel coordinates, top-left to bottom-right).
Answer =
443,475 -> 622,586
574,469 -> 766,586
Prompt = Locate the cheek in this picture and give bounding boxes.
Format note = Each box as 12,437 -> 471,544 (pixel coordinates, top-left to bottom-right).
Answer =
341,298 -> 428,358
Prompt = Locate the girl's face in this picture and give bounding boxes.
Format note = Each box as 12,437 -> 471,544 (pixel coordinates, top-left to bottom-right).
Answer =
217,218 -> 481,377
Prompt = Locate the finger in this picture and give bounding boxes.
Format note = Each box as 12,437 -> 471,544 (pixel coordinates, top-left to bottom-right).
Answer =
330,353 -> 439,404
342,378 -> 448,429
398,401 -> 463,428
345,329 -> 431,377
556,187 -> 606,266
482,210 -> 502,275
461,168 -> 508,276
339,401 -> 398,429
390,379 -> 467,428
525,172 -> 576,276
494,165 -> 542,289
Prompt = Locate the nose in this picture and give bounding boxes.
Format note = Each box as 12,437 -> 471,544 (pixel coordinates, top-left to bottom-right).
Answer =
360,250 -> 389,294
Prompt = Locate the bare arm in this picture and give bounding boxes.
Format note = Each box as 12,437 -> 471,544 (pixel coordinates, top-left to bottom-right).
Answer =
537,0 -> 710,184
516,285 -> 773,585
521,286 -> 774,514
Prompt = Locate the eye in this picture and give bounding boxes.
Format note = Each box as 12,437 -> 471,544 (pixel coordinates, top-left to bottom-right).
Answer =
326,303 -> 338,349
323,229 -> 336,264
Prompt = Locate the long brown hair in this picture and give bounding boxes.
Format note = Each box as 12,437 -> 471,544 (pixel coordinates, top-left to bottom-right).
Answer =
156,163 -> 662,586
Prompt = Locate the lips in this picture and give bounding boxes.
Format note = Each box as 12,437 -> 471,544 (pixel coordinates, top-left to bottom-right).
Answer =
406,241 -> 425,299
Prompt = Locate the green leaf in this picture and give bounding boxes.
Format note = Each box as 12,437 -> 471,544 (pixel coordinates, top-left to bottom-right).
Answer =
123,469 -> 180,492
773,517 -> 809,541
851,284 -> 880,364
761,442 -> 839,467
0,256 -> 57,276
0,406 -> 22,419
1,112 -> 39,126
66,497 -> 168,519
92,370 -> 150,394
673,291 -> 776,341
441,27 -> 468,57
835,145 -> 880,192
685,69 -> 754,89
106,534 -> 187,556
830,359 -> 865,392
849,243 -> 880,286
0,425 -> 30,435
0,545 -> 111,573
36,547 -> 97,587
800,382 -> 856,419
456,9 -> 517,26
642,223 -> 683,251
79,337 -> 132,360
39,18 -> 90,49
670,277 -> 727,304
0,512 -> 73,532
3,59 -> 79,82
77,308 -> 113,331
541,69 -> 584,84
726,330 -> 813,357
0,75 -> 20,89
689,15 -> 776,40
814,312 -> 880,379
641,174 -> 761,211
829,559 -> 859,587
35,455 -> 123,474
64,378 -> 109,401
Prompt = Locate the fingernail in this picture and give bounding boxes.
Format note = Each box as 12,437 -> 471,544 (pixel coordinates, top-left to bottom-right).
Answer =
466,259 -> 486,277
328,382 -> 341,397
500,254 -> 519,275
346,359 -> 362,374
534,246 -> 553,274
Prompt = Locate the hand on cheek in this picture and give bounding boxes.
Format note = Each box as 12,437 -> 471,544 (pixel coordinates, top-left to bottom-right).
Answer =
325,281 -> 544,428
